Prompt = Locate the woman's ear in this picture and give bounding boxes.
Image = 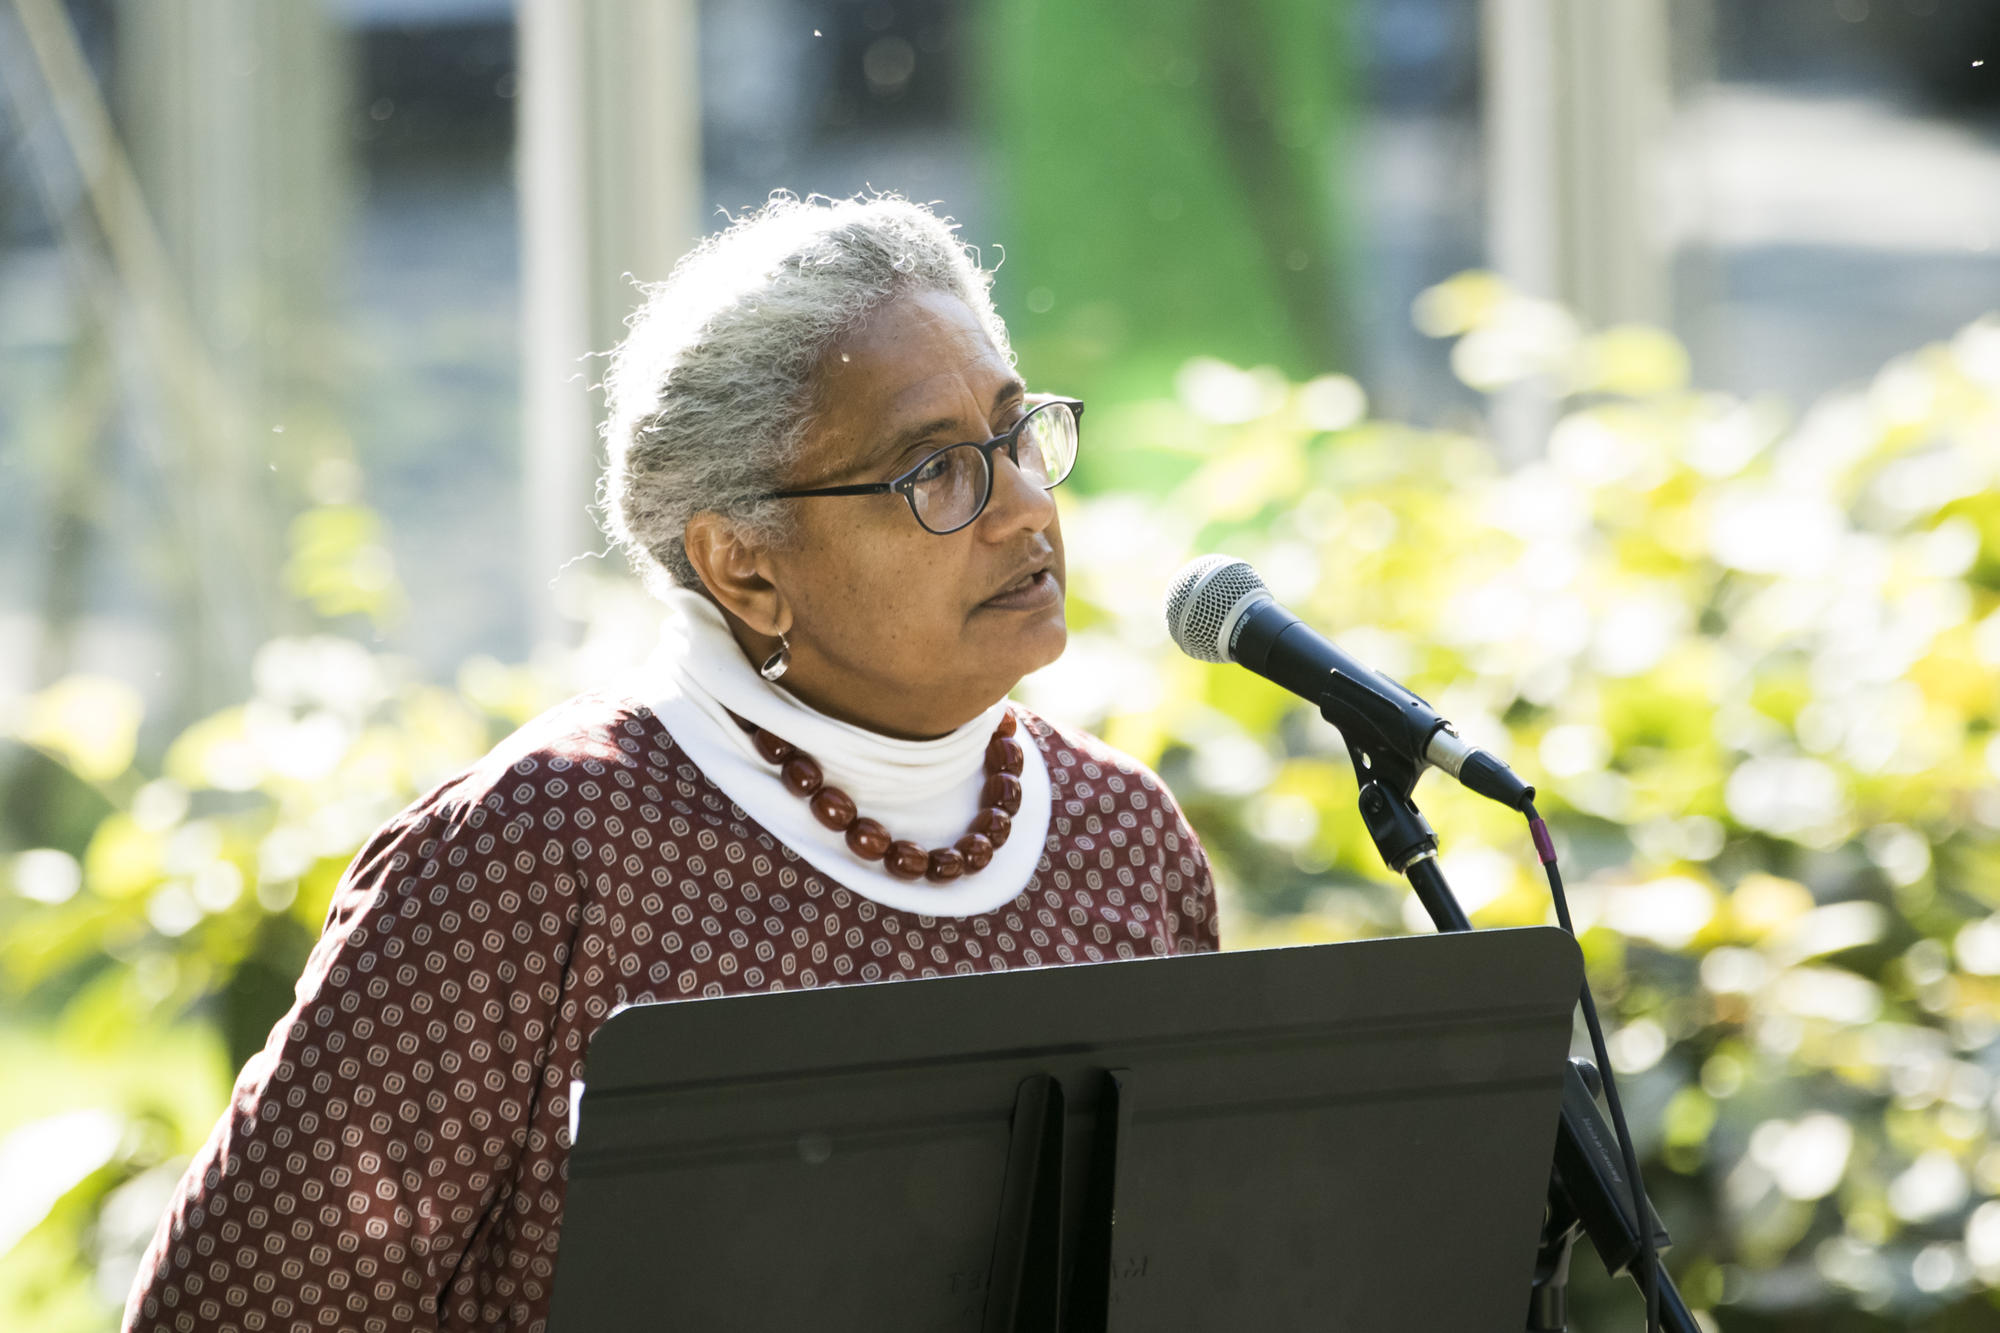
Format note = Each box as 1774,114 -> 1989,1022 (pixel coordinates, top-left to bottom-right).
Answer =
681,513 -> 791,639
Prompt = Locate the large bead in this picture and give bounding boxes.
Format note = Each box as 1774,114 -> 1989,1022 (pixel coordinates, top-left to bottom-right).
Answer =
884,840 -> 930,880
810,785 -> 856,832
986,735 -> 1024,776
925,848 -> 966,883
982,771 -> 1023,816
954,833 -> 994,872
997,709 -> 1017,738
752,729 -> 794,765
781,754 -> 823,797
845,817 -> 891,859
972,806 -> 1012,848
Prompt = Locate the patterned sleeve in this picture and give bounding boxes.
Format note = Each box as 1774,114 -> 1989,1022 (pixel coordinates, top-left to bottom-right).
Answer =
124,777 -> 584,1333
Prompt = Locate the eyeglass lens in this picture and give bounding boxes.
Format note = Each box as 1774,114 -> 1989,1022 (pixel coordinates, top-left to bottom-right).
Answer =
908,402 -> 1077,533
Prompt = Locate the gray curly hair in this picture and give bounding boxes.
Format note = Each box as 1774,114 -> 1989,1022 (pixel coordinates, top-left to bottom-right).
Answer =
598,193 -> 1014,596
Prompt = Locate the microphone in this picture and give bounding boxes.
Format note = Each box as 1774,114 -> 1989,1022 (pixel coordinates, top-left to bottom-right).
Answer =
1163,555 -> 1534,811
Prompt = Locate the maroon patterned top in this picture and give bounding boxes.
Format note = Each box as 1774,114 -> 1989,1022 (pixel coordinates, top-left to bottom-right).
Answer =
124,693 -> 1219,1333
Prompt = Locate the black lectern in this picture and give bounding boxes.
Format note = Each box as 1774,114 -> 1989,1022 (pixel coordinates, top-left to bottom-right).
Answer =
549,927 -> 1582,1331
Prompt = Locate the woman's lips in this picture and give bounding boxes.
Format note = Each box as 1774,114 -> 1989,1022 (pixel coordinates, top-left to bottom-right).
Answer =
980,568 -> 1060,610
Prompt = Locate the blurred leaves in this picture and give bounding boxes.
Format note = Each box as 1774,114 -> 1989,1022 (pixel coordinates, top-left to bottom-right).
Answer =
282,503 -> 404,625
1016,275 -> 2000,1324
6,677 -> 143,785
0,630 -> 570,1329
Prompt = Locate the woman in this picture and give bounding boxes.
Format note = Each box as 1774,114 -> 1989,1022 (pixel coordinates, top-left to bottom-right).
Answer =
125,194 -> 1218,1333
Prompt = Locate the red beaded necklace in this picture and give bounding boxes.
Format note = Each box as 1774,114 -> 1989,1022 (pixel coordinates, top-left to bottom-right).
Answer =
725,707 -> 1026,883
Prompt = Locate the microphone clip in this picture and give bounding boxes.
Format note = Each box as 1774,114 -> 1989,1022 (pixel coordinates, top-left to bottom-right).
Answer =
1339,718 -> 1439,876
1344,736 -> 1440,872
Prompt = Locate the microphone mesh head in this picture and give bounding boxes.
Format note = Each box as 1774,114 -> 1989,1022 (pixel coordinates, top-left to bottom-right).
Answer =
1163,555 -> 1267,663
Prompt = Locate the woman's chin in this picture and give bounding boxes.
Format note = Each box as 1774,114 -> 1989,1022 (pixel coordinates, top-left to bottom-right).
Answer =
943,597 -> 1066,702
1000,613 -> 1068,681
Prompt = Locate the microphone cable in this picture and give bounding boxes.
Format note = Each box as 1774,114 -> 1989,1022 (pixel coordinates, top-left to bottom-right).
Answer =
1526,799 -> 1662,1333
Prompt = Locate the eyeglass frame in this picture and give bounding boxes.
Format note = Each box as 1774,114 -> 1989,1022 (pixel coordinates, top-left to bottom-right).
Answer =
761,397 -> 1085,536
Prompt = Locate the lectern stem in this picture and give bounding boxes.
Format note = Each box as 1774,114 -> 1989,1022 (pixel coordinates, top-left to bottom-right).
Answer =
983,1074 -> 1067,1332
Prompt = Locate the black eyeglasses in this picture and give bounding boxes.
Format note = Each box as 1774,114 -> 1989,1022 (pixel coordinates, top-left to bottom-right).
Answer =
764,398 -> 1083,536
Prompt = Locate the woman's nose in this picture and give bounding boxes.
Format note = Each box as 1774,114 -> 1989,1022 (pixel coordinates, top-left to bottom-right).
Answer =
979,447 -> 1057,535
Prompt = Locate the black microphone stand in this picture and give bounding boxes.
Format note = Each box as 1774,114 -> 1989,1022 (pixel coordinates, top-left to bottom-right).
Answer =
1338,717 -> 1699,1333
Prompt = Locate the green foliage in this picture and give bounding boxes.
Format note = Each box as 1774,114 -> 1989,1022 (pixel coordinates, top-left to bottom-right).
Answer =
981,0 -> 1355,406
0,638 -> 556,1329
282,503 -> 406,625
4,277 -> 2000,1328
1016,277 -> 2000,1328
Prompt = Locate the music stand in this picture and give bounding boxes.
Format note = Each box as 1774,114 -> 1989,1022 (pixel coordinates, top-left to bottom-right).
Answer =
548,926 -> 1582,1331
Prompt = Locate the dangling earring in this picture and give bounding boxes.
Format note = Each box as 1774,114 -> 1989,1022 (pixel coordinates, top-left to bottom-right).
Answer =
759,632 -> 791,682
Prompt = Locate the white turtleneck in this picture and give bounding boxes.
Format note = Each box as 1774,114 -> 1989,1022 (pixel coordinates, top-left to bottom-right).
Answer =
633,588 -> 1052,916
